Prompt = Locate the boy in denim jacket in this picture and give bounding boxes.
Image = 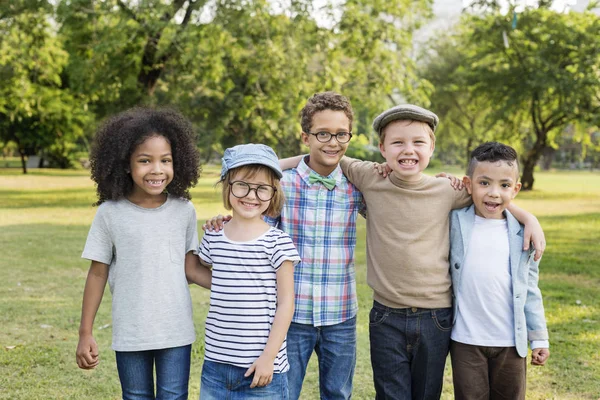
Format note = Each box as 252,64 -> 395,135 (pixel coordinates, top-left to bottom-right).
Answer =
449,142 -> 549,399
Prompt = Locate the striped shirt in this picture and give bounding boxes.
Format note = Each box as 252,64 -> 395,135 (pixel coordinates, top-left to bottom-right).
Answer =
266,157 -> 365,327
198,227 -> 300,373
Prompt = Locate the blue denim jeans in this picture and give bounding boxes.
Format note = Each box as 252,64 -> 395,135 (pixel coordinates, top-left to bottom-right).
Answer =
286,317 -> 356,400
369,301 -> 452,400
115,344 -> 191,400
200,360 -> 289,399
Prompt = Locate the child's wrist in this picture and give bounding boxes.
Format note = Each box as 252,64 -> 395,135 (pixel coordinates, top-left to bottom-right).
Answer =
78,328 -> 93,336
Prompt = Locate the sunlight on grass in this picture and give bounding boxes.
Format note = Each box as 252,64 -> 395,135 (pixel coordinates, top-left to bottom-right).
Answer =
1,166 -> 599,399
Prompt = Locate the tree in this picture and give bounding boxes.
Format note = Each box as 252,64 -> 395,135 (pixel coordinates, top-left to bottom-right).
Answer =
419,32 -> 505,166
0,8 -> 90,173
57,0 -> 436,159
457,2 -> 600,189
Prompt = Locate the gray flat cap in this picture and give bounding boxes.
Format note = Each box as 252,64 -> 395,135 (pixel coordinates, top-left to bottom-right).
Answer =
372,104 -> 439,135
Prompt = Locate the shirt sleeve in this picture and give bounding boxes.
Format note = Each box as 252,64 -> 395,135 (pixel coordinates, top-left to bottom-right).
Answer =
451,187 -> 473,210
198,232 -> 213,265
339,156 -> 373,191
185,203 -> 200,255
269,231 -> 301,270
81,205 -> 113,265
531,340 -> 549,349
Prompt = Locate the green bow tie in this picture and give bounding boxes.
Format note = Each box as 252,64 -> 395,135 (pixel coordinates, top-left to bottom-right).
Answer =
308,171 -> 336,190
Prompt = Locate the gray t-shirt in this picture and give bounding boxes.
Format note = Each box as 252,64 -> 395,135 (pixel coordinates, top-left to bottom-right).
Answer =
82,195 -> 199,351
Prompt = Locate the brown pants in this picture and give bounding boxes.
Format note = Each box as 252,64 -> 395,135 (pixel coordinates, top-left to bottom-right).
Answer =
450,340 -> 526,400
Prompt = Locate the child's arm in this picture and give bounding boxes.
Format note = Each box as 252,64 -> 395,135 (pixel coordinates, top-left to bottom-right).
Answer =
279,155 -> 304,171
244,260 -> 295,388
76,261 -> 109,370
524,257 -> 550,366
185,251 -> 212,289
507,203 -> 546,261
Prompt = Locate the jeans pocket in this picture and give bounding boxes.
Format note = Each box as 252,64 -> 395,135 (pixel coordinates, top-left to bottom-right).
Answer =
170,239 -> 185,265
432,308 -> 453,332
369,306 -> 388,327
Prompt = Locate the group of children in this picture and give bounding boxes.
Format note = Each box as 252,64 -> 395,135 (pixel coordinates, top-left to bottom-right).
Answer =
76,93 -> 549,400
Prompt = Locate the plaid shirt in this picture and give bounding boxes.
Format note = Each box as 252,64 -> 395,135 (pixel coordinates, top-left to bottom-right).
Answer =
266,157 -> 364,326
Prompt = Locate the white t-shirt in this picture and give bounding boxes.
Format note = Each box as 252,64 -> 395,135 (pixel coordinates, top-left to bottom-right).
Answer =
199,227 -> 300,373
451,216 -> 515,347
82,196 -> 198,351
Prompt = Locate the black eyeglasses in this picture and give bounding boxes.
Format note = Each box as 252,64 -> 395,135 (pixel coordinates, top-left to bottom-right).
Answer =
229,181 -> 276,201
308,131 -> 352,143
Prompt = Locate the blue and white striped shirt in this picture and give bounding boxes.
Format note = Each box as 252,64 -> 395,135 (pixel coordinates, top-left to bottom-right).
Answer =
199,227 -> 300,373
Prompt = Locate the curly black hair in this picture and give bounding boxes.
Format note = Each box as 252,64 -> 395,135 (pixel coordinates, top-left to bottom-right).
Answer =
89,107 -> 201,205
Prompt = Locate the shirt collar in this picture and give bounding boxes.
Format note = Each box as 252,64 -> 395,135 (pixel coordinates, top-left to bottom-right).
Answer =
297,155 -> 344,187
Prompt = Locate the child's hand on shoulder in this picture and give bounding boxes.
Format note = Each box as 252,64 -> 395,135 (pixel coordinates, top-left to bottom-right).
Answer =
435,172 -> 464,191
76,334 -> 99,369
531,348 -> 550,366
245,353 -> 275,388
373,162 -> 392,178
202,214 -> 231,232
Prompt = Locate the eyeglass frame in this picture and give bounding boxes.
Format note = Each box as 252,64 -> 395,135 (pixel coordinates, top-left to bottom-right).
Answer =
228,180 -> 277,201
307,131 -> 353,143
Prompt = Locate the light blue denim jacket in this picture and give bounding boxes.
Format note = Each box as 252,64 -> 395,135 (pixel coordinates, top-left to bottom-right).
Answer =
449,205 -> 549,357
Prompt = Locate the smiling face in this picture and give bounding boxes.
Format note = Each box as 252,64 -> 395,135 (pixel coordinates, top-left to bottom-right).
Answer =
301,109 -> 351,177
128,135 -> 173,205
378,120 -> 435,182
228,168 -> 273,221
463,160 -> 522,219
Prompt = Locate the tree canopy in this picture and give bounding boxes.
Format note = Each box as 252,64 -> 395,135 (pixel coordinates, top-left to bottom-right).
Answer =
421,1 -> 600,189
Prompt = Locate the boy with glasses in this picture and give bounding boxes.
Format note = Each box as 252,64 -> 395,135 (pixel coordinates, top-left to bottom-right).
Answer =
273,91 -> 364,400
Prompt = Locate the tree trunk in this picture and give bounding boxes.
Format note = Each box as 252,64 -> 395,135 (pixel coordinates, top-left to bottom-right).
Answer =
541,145 -> 555,170
19,149 -> 27,174
520,131 -> 547,191
465,137 -> 473,167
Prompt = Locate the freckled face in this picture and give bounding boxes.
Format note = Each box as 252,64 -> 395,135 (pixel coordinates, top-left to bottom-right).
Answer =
463,160 -> 521,219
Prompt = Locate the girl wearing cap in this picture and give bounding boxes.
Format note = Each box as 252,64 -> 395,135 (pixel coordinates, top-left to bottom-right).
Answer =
197,143 -> 300,399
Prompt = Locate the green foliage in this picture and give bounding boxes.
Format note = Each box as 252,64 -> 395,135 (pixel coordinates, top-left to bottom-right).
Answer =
1,0 -> 439,169
421,4 -> 600,188
55,0 -> 436,159
0,7 -> 91,172
345,133 -> 383,162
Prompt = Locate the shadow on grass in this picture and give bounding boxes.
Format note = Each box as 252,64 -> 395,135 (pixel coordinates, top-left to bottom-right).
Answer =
0,168 -> 89,177
0,188 -> 97,208
0,187 -> 222,209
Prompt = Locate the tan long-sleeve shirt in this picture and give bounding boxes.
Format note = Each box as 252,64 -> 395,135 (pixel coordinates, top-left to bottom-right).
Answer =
340,157 -> 471,309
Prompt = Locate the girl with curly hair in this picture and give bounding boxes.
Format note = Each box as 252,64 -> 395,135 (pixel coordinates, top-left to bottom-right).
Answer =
76,107 -> 211,400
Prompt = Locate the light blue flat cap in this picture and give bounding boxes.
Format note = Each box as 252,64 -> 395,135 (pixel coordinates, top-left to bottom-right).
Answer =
372,104 -> 439,135
221,143 -> 283,180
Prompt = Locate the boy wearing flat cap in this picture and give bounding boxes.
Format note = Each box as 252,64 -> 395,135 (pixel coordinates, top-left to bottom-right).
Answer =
338,104 -> 546,400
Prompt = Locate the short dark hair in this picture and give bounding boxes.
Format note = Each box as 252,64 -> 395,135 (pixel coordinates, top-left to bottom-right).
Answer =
466,141 -> 519,177
299,92 -> 353,133
89,107 -> 200,205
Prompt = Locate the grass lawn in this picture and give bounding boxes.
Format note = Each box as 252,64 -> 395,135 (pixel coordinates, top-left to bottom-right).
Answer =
1,166 -> 599,399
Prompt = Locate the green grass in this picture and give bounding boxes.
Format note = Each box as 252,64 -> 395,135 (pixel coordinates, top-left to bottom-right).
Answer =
1,166 -> 599,399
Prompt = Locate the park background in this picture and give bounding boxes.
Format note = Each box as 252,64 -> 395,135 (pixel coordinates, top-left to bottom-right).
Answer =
1,0 -> 599,398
